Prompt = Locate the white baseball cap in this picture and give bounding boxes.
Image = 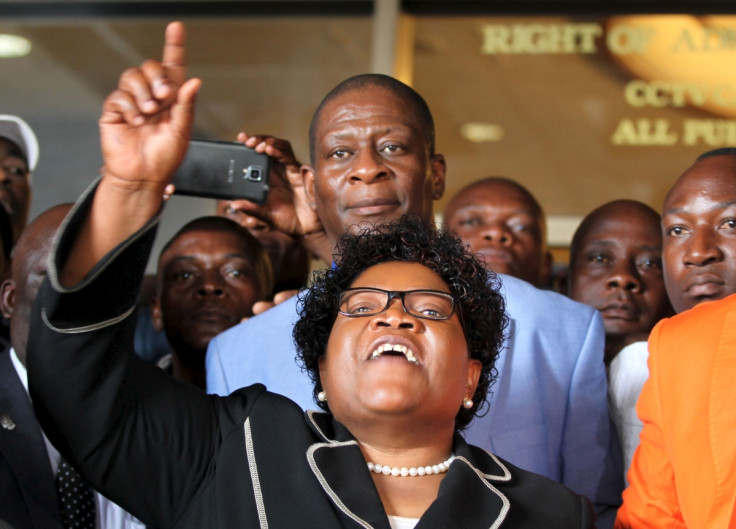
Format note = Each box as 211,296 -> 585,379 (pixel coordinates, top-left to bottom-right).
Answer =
0,114 -> 39,171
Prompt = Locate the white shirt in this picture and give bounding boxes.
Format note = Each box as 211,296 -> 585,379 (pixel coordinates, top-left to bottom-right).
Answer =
11,348 -> 146,529
388,515 -> 420,529
607,341 -> 649,486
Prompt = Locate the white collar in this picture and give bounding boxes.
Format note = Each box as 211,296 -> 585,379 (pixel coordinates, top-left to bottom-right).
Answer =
9,347 -> 28,394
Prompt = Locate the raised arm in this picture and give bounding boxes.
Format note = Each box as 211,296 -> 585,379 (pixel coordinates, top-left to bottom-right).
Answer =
61,21 -> 201,286
28,24 -> 220,527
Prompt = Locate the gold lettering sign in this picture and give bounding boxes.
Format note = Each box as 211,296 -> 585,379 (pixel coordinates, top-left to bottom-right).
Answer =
481,24 -> 602,54
481,19 -> 736,56
683,120 -> 736,146
479,18 -> 736,148
623,81 -> 736,109
606,24 -> 654,54
610,118 -> 736,146
611,119 -> 678,146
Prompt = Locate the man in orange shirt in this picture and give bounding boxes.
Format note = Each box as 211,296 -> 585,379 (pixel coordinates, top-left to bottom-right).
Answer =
616,148 -> 736,528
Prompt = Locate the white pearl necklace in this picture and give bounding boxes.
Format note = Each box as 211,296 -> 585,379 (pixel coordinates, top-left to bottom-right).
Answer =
367,455 -> 455,477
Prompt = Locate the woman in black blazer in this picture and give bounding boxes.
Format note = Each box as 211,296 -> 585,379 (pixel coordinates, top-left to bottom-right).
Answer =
27,22 -> 595,529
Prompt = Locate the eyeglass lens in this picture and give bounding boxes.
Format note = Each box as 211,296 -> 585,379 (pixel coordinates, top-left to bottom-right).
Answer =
339,288 -> 454,320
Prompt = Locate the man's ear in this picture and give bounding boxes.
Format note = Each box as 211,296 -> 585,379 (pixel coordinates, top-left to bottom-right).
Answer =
151,296 -> 164,333
0,279 -> 16,320
302,165 -> 318,211
430,154 -> 446,201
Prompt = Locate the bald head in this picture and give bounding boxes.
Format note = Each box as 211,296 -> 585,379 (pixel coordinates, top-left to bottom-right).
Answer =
663,153 -> 736,210
1,203 -> 72,364
662,152 -> 736,313
443,177 -> 550,286
569,200 -> 671,364
308,73 -> 435,164
570,200 -> 661,265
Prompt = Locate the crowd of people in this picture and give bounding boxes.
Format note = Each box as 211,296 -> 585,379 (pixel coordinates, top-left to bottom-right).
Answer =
1,20 -> 735,529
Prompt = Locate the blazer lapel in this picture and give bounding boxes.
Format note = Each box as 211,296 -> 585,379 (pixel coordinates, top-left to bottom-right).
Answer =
0,349 -> 63,528
417,435 -> 511,529
306,414 -> 511,529
306,412 -> 390,529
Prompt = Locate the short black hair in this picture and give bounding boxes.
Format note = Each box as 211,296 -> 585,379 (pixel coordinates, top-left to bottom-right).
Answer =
308,73 -> 436,164
697,147 -> 736,161
158,216 -> 273,298
293,216 -> 507,430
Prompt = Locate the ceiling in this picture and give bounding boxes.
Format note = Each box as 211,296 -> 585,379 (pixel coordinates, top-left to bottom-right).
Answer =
2,2 -> 735,266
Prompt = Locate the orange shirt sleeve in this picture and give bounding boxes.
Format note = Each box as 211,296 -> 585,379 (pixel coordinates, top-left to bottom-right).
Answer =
615,319 -> 686,529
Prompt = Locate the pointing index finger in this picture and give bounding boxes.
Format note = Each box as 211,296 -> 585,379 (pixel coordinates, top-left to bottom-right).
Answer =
162,21 -> 187,87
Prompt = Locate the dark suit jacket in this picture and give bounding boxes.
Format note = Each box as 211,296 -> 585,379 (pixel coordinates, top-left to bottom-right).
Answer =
28,185 -> 596,529
0,347 -> 63,529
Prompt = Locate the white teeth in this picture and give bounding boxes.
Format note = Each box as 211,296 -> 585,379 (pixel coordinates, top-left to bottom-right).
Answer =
368,344 -> 419,364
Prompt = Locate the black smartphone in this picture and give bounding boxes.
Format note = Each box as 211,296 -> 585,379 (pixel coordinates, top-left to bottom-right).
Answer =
171,139 -> 270,204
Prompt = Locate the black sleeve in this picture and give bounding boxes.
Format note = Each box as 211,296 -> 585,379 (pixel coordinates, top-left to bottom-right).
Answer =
27,181 -> 226,528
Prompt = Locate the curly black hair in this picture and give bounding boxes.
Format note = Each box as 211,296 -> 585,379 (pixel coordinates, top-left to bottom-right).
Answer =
292,216 -> 507,430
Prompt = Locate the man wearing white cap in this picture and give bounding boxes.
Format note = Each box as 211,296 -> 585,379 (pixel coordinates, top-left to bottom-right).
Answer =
0,115 -> 39,243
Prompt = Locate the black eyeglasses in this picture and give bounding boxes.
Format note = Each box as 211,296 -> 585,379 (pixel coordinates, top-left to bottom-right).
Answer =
338,287 -> 457,321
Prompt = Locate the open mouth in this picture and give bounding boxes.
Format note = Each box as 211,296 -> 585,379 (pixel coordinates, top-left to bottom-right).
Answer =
369,343 -> 419,365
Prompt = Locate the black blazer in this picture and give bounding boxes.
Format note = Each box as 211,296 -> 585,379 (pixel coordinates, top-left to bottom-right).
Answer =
28,186 -> 596,529
0,347 -> 63,529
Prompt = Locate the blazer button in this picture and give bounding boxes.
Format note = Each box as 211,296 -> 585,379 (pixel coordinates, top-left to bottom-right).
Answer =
0,414 -> 16,431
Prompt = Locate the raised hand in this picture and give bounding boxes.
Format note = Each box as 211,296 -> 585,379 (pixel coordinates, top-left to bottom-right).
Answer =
99,21 -> 201,194
61,22 -> 201,286
231,133 -> 331,261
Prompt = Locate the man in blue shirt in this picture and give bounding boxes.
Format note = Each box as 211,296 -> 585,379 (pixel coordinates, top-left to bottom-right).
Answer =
206,73 -> 622,527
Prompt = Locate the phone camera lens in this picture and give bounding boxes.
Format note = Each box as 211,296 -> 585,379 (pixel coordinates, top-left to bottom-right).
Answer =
246,168 -> 262,181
